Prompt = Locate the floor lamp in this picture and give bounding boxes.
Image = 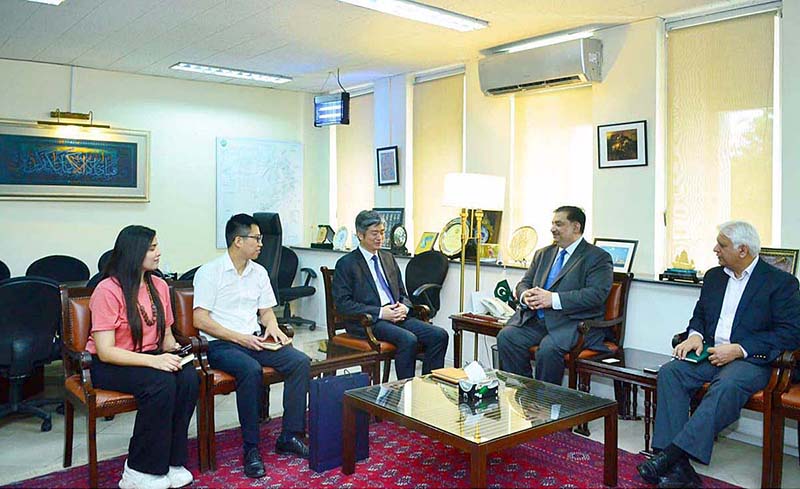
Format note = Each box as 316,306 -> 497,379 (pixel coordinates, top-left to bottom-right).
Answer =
442,172 -> 506,362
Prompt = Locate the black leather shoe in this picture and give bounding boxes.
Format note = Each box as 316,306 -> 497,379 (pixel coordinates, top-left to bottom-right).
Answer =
275,435 -> 309,458
657,459 -> 703,489
243,448 -> 266,478
637,451 -> 674,484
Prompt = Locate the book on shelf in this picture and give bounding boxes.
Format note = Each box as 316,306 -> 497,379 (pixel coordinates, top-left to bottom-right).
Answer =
430,367 -> 468,384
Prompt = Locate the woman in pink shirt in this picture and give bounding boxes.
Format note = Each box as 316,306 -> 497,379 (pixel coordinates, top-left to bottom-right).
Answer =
88,225 -> 198,489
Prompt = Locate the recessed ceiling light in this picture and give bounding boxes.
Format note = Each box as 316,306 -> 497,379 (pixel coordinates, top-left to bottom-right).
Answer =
170,62 -> 292,84
26,0 -> 65,5
338,0 -> 488,32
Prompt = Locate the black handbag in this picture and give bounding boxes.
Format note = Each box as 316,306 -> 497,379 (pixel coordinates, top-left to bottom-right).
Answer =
309,372 -> 370,472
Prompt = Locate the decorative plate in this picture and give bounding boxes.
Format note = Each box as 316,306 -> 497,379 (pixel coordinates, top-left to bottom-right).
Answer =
333,226 -> 349,250
508,226 -> 538,263
391,224 -> 407,248
440,218 -> 468,259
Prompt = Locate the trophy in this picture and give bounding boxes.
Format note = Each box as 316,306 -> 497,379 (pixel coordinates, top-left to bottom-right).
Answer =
659,250 -> 700,283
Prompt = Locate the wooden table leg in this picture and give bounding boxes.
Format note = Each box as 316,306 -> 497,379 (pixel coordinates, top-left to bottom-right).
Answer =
574,372 -> 591,436
643,388 -> 653,454
454,327 -> 463,368
470,448 -> 487,488
342,398 -> 356,475
604,408 -> 618,487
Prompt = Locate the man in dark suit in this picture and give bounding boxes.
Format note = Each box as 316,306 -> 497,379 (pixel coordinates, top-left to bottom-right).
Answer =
497,206 -> 613,385
332,210 -> 448,379
637,221 -> 800,488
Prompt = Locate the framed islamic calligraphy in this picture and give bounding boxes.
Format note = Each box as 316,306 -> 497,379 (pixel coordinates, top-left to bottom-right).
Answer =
0,119 -> 149,201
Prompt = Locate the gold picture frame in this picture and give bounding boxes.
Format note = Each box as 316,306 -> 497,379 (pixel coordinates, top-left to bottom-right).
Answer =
415,232 -> 439,255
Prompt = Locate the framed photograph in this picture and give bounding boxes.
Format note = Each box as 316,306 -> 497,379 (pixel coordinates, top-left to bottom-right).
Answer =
373,207 -> 404,249
376,145 -> 399,186
415,232 -> 439,255
0,119 -> 149,201
759,247 -> 799,275
593,238 -> 638,273
597,120 -> 647,169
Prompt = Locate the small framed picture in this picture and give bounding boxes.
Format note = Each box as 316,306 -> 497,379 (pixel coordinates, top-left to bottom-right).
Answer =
759,247 -> 799,275
593,238 -> 638,273
415,232 -> 439,255
597,120 -> 647,169
376,146 -> 399,186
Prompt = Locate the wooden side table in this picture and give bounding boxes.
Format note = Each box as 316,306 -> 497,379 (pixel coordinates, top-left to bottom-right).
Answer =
450,313 -> 503,368
575,348 -> 673,454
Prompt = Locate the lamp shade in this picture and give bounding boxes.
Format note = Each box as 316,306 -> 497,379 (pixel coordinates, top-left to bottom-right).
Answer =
442,172 -> 506,210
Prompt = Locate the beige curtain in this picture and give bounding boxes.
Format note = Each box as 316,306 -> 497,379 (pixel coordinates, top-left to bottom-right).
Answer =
412,74 -> 464,251
666,13 -> 774,272
336,93 -> 375,231
512,87 -> 594,251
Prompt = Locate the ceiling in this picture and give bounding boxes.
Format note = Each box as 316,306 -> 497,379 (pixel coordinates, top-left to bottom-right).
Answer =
0,0 -> 758,92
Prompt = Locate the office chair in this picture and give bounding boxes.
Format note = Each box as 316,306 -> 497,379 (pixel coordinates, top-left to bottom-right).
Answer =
26,255 -> 90,283
253,212 -> 283,301
276,246 -> 317,330
178,266 -> 200,282
86,272 -> 104,289
405,251 -> 449,318
96,249 -> 113,274
0,277 -> 63,431
0,259 -> 10,281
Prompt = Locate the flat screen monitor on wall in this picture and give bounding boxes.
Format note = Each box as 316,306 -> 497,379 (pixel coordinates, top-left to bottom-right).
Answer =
314,92 -> 350,127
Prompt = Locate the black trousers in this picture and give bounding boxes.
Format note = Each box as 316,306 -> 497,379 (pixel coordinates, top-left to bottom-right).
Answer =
90,357 -> 200,475
206,340 -> 310,450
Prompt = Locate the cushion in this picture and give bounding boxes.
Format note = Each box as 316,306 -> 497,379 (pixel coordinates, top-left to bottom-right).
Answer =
64,374 -> 137,413
331,334 -> 397,354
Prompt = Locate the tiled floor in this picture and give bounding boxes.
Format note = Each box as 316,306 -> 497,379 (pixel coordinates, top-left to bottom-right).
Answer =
1,325 -> 799,488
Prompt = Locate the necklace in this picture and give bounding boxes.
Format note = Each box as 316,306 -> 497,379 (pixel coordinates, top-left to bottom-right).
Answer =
137,283 -> 158,327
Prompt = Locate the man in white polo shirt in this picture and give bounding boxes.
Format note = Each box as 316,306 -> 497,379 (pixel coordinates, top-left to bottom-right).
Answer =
193,213 -> 310,479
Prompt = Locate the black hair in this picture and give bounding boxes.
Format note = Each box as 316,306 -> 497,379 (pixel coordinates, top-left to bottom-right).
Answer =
554,206 -> 586,234
225,213 -> 258,248
355,210 -> 385,235
105,225 -> 166,352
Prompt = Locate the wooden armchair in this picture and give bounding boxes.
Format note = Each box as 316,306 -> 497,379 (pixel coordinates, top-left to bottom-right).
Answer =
672,330 -> 789,488
59,285 -> 205,486
765,350 -> 800,488
169,281 -> 286,471
320,266 -> 429,383
532,272 -> 633,389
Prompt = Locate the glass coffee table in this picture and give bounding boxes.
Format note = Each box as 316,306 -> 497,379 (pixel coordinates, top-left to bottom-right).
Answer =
342,371 -> 618,488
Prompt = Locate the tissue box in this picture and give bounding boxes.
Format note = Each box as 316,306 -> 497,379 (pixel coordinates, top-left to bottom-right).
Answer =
458,379 -> 498,404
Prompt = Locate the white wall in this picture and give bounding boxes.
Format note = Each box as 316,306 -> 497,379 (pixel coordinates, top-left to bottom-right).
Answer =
0,59 -> 329,276
782,2 -> 800,247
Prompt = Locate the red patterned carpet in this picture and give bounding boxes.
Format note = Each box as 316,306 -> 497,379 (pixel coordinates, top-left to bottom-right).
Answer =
7,419 -> 737,488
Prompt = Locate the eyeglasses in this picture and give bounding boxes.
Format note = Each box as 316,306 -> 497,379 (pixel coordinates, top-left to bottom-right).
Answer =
239,234 -> 263,243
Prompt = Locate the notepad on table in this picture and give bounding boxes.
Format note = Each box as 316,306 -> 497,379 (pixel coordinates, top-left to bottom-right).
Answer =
431,367 -> 469,384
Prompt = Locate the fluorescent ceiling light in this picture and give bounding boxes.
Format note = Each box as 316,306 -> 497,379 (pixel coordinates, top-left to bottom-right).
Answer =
26,0 -> 65,4
501,30 -> 595,54
338,0 -> 488,32
170,62 -> 292,84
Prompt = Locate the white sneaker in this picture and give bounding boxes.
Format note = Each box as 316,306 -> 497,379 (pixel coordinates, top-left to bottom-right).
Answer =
167,466 -> 193,488
118,461 -> 171,489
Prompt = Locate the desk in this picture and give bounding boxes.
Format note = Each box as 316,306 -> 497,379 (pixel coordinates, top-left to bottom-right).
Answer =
450,313 -> 503,368
342,371 -> 618,488
575,348 -> 673,454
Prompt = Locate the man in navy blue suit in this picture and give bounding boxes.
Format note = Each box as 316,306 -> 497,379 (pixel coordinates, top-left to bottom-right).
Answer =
332,210 -> 448,379
637,221 -> 800,488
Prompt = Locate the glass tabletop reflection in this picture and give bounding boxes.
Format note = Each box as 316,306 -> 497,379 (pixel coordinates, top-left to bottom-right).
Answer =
296,339 -> 375,364
345,370 -> 616,444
